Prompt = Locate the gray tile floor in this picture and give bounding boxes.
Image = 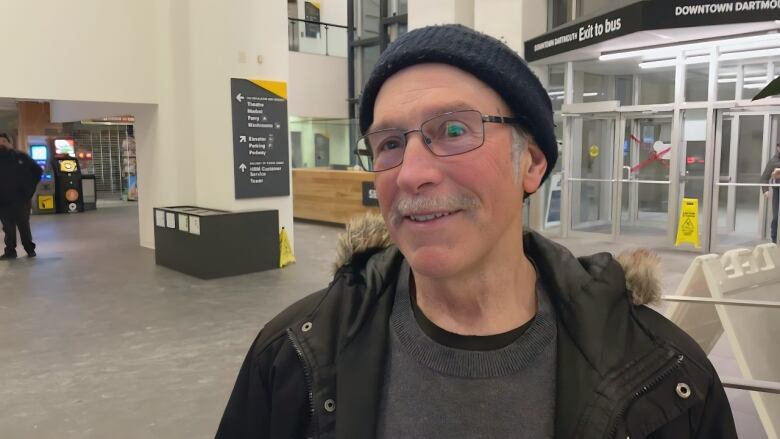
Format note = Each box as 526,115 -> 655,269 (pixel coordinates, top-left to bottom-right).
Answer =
0,204 -> 769,438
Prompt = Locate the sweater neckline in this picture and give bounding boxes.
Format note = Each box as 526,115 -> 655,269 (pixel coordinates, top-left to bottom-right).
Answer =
390,261 -> 557,378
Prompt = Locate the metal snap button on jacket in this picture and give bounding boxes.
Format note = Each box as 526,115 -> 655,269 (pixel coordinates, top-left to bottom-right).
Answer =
676,382 -> 691,399
324,399 -> 336,413
302,322 -> 313,332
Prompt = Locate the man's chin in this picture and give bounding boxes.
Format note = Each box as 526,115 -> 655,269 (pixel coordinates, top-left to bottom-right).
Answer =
401,246 -> 466,280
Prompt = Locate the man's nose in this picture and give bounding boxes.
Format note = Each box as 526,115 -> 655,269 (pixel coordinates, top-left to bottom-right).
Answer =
395,132 -> 444,193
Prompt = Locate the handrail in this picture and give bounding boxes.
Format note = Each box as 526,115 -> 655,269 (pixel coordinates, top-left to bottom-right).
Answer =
288,17 -> 350,29
716,182 -> 780,187
662,295 -> 780,309
721,377 -> 780,394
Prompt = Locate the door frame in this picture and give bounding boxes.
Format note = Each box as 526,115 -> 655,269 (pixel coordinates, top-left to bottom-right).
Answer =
709,105 -> 780,253
562,111 -> 622,241
562,106 -> 681,246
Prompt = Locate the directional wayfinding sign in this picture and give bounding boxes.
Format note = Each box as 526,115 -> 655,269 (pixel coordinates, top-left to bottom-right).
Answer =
231,78 -> 290,198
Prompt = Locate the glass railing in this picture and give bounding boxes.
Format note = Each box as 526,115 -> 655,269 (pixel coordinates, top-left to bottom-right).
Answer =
288,118 -> 360,169
288,18 -> 349,58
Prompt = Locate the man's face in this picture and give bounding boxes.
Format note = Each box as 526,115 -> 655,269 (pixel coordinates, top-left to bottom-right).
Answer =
0,137 -> 10,151
371,63 -> 545,279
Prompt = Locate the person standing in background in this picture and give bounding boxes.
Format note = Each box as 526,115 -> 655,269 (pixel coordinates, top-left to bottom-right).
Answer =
0,133 -> 43,259
762,143 -> 780,244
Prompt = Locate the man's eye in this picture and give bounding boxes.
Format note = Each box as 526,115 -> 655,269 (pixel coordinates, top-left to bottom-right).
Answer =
378,138 -> 403,152
445,122 -> 467,137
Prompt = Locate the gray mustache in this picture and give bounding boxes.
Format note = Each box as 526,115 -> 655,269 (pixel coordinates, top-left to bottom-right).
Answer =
390,194 -> 480,223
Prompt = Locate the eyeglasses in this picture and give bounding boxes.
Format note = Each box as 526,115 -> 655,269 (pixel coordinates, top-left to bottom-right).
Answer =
355,109 -> 524,172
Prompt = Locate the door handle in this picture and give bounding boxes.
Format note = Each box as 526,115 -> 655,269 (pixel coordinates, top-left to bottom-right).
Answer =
622,166 -> 631,181
719,176 -> 732,183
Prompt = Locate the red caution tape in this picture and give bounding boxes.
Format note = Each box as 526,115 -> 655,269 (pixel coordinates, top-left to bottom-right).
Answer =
630,147 -> 672,173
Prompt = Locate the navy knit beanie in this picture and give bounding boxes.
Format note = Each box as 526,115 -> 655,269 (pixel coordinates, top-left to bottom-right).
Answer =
359,24 -> 558,184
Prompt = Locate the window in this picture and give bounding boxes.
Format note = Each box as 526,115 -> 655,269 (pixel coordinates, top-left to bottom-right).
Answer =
686,56 -> 709,102
548,64 -> 565,111
638,69 -> 675,105
549,0 -> 573,29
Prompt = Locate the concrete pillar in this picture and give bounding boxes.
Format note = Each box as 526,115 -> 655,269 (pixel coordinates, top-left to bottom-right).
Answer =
134,0 -> 294,249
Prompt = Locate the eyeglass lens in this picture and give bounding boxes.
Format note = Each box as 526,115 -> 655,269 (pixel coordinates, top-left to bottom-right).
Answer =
357,110 -> 485,172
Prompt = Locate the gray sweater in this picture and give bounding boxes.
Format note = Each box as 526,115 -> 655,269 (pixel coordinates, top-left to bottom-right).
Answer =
376,262 -> 557,439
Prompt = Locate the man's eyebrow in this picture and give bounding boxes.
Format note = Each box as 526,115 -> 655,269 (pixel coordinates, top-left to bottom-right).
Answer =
369,100 -> 477,132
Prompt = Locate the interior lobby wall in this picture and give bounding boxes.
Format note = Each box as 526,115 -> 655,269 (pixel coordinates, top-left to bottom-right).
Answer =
0,0 -> 158,104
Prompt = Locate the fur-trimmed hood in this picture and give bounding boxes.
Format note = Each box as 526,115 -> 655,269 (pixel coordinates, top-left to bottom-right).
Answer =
334,213 -> 661,306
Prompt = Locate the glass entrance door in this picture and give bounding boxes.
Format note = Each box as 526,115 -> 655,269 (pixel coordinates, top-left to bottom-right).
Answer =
619,113 -> 674,240
711,109 -> 780,252
565,109 -> 713,251
567,115 -> 619,237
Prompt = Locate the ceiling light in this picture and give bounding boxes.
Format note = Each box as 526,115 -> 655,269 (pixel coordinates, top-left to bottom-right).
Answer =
720,47 -> 780,61
718,76 -> 767,84
640,55 -> 709,69
744,83 -> 767,89
548,91 -> 564,96
641,48 -> 780,69
600,32 -> 780,62
582,92 -> 599,97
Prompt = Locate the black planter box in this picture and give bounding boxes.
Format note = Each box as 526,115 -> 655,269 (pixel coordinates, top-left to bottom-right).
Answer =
153,206 -> 279,279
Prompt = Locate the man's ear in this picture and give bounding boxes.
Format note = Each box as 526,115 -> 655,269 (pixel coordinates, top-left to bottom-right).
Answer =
522,143 -> 547,195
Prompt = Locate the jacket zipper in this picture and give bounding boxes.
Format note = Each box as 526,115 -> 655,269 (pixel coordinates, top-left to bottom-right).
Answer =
287,328 -> 317,437
607,353 -> 685,439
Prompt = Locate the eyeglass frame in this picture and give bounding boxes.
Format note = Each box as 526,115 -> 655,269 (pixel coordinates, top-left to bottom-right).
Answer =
354,109 -> 528,172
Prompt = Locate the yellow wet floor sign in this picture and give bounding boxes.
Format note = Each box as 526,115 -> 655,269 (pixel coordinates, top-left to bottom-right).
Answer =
675,198 -> 701,248
38,195 -> 54,210
280,227 -> 296,267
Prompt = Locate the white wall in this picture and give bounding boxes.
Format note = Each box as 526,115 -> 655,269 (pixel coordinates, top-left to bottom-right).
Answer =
475,0 -> 548,55
521,0 -> 549,45
289,52 -> 349,119
474,0 -> 524,53
408,0 -> 474,30
408,0 -> 547,57
0,0 -> 157,104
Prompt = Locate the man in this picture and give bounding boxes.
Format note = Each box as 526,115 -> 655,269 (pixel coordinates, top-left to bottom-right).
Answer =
217,25 -> 736,438
761,143 -> 780,243
0,133 -> 43,259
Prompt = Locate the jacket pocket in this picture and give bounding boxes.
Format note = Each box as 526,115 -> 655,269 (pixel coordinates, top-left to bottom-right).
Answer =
623,361 -> 707,438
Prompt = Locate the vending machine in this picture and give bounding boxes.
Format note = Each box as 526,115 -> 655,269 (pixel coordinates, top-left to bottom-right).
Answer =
30,143 -> 56,214
52,138 -> 84,213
